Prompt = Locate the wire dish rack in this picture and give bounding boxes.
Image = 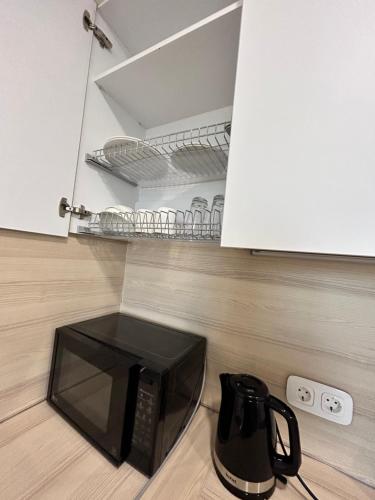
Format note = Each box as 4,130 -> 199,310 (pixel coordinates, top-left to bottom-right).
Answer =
78,209 -> 222,241
85,121 -> 231,188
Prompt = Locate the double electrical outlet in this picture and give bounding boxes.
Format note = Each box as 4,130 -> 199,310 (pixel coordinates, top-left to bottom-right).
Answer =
286,375 -> 353,425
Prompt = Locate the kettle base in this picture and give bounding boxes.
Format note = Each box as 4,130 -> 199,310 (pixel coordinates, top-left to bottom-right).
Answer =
214,462 -> 276,500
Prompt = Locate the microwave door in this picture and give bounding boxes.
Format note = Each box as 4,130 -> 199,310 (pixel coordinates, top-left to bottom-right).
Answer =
48,327 -> 140,463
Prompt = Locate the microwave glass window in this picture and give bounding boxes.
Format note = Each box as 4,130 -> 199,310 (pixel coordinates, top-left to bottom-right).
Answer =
55,349 -> 114,432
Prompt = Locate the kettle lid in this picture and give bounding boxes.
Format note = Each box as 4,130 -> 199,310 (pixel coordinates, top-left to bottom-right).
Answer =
229,374 -> 269,400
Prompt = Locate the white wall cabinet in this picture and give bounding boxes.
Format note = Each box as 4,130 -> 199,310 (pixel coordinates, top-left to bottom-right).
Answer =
0,0 -> 241,239
70,1 -> 241,237
3,0 -> 375,257
222,0 -> 375,256
0,0 -> 94,237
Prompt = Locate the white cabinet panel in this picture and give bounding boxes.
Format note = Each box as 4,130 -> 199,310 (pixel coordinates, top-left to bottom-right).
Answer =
222,0 -> 375,256
0,0 -> 94,237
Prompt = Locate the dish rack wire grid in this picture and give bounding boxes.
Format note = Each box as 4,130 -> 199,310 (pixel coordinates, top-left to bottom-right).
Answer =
85,121 -> 231,188
79,209 -> 222,241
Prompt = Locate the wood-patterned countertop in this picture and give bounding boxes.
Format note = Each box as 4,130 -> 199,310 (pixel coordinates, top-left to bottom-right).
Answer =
0,402 -> 373,500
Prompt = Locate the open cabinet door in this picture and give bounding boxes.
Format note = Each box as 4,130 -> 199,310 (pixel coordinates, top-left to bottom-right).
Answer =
0,0 -> 94,237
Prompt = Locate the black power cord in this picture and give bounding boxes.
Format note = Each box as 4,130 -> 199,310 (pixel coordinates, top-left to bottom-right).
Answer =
276,422 -> 319,500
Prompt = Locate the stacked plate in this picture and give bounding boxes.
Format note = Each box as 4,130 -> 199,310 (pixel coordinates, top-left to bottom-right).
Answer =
99,206 -> 134,234
169,142 -> 228,177
98,206 -> 181,236
103,136 -> 169,182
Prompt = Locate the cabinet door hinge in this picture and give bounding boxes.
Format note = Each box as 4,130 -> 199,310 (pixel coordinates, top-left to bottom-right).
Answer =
59,197 -> 92,219
83,10 -> 112,50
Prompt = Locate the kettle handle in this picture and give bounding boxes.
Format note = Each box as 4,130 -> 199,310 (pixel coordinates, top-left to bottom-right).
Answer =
268,396 -> 302,476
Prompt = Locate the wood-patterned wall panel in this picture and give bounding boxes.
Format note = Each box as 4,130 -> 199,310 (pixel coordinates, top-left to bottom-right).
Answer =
121,240 -> 375,486
0,229 -> 127,422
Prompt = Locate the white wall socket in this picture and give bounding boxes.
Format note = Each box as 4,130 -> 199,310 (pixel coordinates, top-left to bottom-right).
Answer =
286,375 -> 353,425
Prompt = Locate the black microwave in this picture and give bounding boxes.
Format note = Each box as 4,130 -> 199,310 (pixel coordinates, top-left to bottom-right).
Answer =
47,313 -> 206,476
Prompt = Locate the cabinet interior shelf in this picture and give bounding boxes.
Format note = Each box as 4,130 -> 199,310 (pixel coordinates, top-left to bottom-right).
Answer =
78,226 -> 221,243
99,0 -> 237,56
86,121 -> 231,188
94,2 -> 242,128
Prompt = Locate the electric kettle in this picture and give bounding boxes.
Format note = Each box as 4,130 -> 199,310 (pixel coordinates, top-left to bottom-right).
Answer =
214,374 -> 301,499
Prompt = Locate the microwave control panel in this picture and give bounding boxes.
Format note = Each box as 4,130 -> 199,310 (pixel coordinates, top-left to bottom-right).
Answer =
132,376 -> 158,453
